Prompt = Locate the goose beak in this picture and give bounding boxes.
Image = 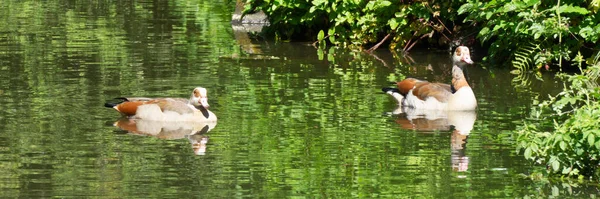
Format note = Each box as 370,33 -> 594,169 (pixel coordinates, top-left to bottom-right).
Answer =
462,56 -> 474,64
199,97 -> 210,109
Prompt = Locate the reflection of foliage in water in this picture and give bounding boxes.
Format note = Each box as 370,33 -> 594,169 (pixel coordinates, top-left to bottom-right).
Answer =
518,175 -> 600,199
0,1 -> 593,197
0,1 -> 240,197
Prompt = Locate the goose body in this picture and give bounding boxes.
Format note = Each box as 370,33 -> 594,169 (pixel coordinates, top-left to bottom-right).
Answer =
383,46 -> 476,110
105,87 -> 217,122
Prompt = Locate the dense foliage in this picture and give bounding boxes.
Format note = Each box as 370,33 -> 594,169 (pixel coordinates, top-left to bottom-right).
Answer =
459,0 -> 600,70
516,52 -> 600,179
247,0 -> 600,69
246,0 -> 471,51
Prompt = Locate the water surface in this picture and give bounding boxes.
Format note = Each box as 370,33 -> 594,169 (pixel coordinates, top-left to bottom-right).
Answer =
0,1 -> 598,198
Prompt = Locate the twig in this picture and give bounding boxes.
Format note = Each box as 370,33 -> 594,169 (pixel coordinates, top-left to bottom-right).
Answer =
426,22 -> 451,44
403,29 -> 421,52
366,33 -> 392,53
312,35 -> 332,47
403,39 -> 412,52
405,32 -> 432,52
436,17 -> 452,35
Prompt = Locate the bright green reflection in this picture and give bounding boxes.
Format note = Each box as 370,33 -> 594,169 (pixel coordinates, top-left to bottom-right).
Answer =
0,1 -> 597,198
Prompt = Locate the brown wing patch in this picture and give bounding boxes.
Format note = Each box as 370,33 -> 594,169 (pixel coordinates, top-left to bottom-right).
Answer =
114,101 -> 148,116
411,82 -> 452,102
396,78 -> 420,95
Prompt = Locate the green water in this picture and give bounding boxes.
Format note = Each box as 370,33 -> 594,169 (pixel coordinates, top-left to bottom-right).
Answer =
0,1 -> 598,198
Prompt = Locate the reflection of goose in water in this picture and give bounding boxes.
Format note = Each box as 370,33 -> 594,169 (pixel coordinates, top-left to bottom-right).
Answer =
388,106 -> 476,172
113,119 -> 217,155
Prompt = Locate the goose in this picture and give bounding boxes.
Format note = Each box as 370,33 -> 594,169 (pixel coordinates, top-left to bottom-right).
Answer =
104,87 -> 217,122
382,46 -> 476,110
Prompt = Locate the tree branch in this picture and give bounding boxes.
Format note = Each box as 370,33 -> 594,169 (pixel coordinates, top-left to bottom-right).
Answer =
366,33 -> 393,53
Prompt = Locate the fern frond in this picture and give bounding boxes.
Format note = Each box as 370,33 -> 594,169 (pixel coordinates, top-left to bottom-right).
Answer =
511,43 -> 540,72
584,51 -> 600,88
511,43 -> 542,89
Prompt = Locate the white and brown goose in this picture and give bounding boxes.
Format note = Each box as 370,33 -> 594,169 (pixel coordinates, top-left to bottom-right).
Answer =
104,87 -> 217,122
382,46 -> 476,110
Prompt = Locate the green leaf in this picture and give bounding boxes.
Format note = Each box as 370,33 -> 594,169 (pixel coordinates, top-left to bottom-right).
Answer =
562,167 -> 572,174
588,133 -> 595,146
312,0 -> 327,7
579,27 -> 594,40
557,5 -> 590,15
531,143 -> 539,152
503,3 -> 518,12
317,30 -> 325,41
389,18 -> 399,30
529,23 -> 544,39
328,28 -> 334,36
485,12 -> 493,20
551,159 -> 560,171
524,147 -> 532,159
524,0 -> 539,7
380,0 -> 392,7
492,22 -> 506,32
559,141 -> 567,151
328,29 -> 336,43
479,27 -> 490,37
457,3 -> 473,15
554,134 -> 563,145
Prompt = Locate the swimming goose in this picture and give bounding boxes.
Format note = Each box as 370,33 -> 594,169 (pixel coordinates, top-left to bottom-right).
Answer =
382,46 -> 476,110
104,87 -> 217,122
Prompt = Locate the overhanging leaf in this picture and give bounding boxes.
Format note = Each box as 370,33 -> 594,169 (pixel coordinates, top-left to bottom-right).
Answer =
317,30 -> 325,41
557,5 -> 590,15
457,3 -> 473,15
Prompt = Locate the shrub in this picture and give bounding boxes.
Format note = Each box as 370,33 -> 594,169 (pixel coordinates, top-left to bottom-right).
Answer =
246,0 -> 472,51
516,52 -> 600,178
247,0 -> 600,70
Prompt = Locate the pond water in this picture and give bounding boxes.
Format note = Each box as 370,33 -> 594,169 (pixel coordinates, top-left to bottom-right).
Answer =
0,1 -> 598,198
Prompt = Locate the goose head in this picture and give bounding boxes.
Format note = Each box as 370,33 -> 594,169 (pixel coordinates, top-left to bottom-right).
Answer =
452,46 -> 474,67
189,87 -> 210,109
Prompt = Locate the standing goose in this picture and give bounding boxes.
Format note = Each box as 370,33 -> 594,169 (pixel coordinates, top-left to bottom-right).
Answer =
382,46 -> 476,110
104,87 -> 217,122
